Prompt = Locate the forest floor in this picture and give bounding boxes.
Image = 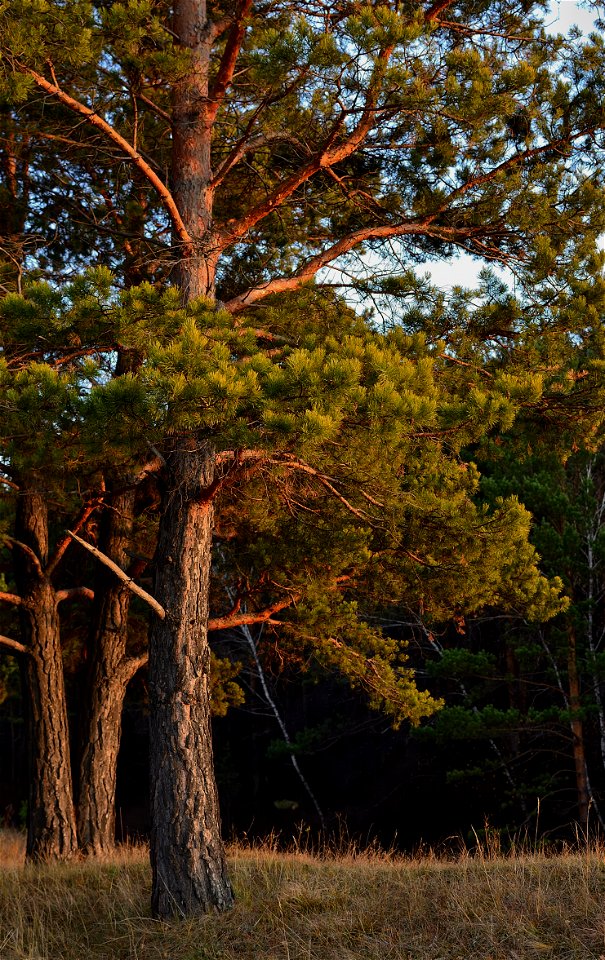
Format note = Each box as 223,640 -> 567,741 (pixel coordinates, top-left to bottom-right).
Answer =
1,829 -> 605,959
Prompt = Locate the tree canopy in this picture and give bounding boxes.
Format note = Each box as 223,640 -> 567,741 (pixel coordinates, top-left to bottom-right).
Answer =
1,0 -> 605,919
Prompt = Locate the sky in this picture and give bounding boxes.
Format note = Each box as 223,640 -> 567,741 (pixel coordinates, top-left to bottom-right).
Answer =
548,0 -> 600,34
424,1 -> 602,292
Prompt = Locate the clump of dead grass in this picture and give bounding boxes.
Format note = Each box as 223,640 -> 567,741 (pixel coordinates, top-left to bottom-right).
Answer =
1,828 -> 605,959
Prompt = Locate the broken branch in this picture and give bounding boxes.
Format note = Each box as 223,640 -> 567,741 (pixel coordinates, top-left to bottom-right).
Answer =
67,530 -> 166,619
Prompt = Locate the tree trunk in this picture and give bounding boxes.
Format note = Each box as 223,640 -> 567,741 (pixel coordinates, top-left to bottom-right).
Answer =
14,489 -> 78,860
146,0 -> 232,918
77,489 -> 139,855
149,443 -> 233,918
171,0 -> 216,300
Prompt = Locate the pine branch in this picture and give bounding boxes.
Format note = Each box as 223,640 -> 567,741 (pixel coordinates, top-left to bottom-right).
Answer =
211,53 -> 316,188
207,0 -> 254,124
67,530 -> 166,619
17,62 -> 192,251
321,44 -> 394,167
223,122 -> 599,314
215,44 -> 394,251
102,599 -> 301,680
211,131 -> 309,189
437,352 -> 495,379
435,128 -> 597,213
0,475 -> 19,491
0,633 -> 29,656
222,218 -> 434,311
133,449 -> 166,483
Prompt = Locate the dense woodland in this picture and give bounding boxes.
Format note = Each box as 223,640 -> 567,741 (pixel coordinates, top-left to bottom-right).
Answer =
2,0 -> 605,918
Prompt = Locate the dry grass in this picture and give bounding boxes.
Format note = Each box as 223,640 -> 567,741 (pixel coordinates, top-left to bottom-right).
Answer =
1,829 -> 605,959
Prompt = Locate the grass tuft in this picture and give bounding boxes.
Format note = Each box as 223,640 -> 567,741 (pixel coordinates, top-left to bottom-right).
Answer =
1,829 -> 605,958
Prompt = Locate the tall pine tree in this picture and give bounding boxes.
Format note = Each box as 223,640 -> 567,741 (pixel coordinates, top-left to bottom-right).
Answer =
1,0 -> 605,914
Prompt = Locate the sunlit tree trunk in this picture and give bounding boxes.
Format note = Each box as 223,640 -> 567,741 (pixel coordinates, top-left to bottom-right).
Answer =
170,0 -> 216,301
147,0 -> 232,917
149,443 -> 233,917
14,489 -> 78,861
77,489 -> 143,855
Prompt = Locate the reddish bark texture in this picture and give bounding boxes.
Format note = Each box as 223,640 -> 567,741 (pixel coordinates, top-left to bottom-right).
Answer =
14,489 -> 78,861
149,444 -> 233,917
77,489 -> 141,855
171,0 -> 217,299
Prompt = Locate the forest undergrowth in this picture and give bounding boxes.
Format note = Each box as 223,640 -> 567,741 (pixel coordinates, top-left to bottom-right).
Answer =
1,828 -> 604,959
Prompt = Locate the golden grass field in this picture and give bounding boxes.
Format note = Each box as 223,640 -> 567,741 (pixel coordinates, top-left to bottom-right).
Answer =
1,829 -> 605,959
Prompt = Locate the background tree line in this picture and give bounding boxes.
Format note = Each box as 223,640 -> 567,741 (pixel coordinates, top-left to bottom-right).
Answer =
0,0 -> 605,918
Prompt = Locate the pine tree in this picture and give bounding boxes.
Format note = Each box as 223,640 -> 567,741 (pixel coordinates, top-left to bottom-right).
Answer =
414,270 -> 605,834
0,272 -> 565,902
1,0 -> 605,914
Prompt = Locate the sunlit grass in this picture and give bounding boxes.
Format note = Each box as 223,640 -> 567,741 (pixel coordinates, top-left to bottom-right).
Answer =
1,828 -> 605,959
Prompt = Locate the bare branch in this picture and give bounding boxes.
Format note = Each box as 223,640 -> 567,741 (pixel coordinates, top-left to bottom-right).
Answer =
47,497 -> 104,577
137,92 -> 171,122
56,586 -> 95,604
215,450 -> 372,522
223,218 -> 433,311
209,596 -> 298,632
18,64 -> 192,251
0,476 -> 19,491
124,653 -> 149,681
3,537 -> 44,578
278,457 -> 371,522
0,634 -> 29,656
67,530 -> 166,619
0,591 -> 23,607
207,0 -> 254,124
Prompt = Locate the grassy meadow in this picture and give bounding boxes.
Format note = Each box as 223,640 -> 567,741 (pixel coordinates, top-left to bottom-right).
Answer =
1,829 -> 605,959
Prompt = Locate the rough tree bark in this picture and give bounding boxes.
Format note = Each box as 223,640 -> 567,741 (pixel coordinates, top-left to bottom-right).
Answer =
149,443 -> 234,917
171,0 -> 217,300
13,489 -> 78,860
144,0 -> 234,916
77,488 -> 143,855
